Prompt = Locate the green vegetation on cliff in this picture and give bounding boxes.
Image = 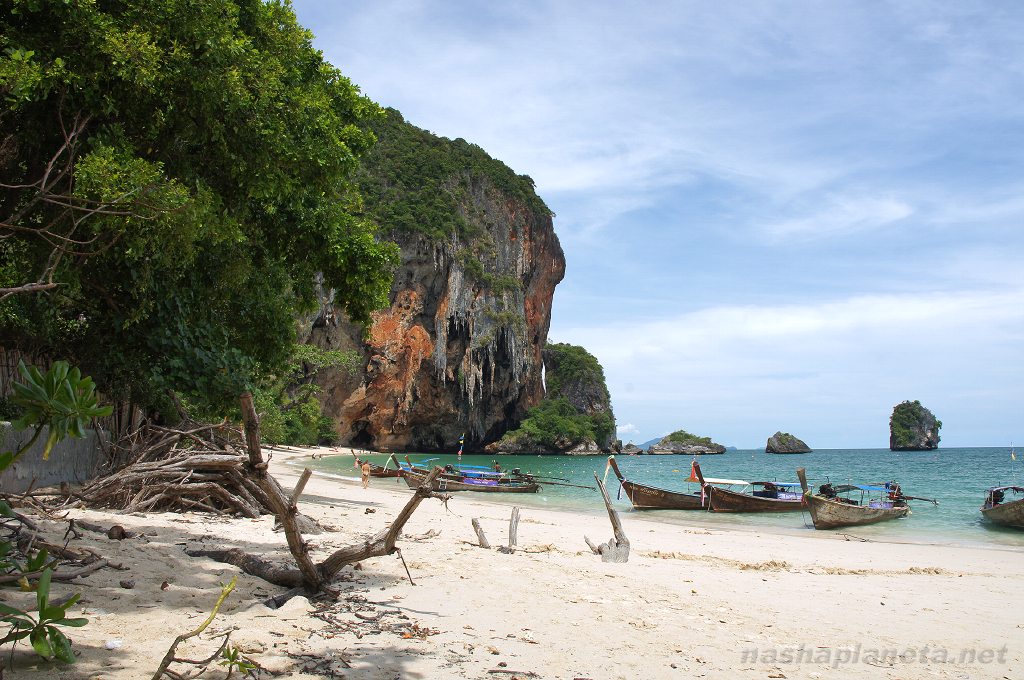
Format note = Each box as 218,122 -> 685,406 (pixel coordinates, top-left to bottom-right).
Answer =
357,108 -> 551,243
663,430 -> 717,447
890,400 -> 942,449
0,1 -> 398,415
499,398 -> 605,450
543,342 -> 610,400
499,343 -> 614,451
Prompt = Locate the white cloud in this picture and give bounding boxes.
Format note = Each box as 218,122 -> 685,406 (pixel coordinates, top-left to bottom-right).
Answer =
555,287 -> 1024,446
616,423 -> 639,436
760,195 -> 914,242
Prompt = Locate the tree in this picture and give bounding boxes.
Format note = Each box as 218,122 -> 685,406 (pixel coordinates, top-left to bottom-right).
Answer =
0,0 -> 399,413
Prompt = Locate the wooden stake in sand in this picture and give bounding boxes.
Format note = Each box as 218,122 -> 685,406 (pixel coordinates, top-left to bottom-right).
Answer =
471,518 -> 491,549
508,506 -> 520,551
584,473 -> 630,563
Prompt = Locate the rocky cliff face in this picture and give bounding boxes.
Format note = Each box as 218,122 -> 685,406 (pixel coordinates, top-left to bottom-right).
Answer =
300,113 -> 564,453
541,344 -> 616,451
766,431 -> 811,454
889,400 -> 941,451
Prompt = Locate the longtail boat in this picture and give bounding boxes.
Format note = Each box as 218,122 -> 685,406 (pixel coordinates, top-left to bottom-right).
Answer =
605,456 -> 747,510
398,465 -> 540,493
796,468 -> 911,529
693,464 -> 803,513
981,486 -> 1024,529
391,455 -> 541,493
351,452 -> 402,478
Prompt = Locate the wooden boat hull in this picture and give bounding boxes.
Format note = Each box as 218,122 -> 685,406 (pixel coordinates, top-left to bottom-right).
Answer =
619,479 -> 706,510
707,486 -> 803,513
805,494 -> 909,529
367,464 -> 402,478
400,469 -> 540,493
981,498 -> 1024,529
607,456 -> 706,510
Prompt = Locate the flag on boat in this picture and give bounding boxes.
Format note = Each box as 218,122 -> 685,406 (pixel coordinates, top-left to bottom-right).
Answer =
1013,450 -> 1017,461
457,433 -> 465,460
687,460 -> 699,483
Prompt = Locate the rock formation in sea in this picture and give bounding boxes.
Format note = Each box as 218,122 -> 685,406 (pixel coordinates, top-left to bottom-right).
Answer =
765,431 -> 811,454
485,342 -> 617,455
889,400 -> 941,451
647,430 -> 726,455
299,109 -> 564,453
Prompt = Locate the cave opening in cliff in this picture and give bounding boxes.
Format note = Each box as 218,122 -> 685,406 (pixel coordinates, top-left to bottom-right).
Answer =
350,421 -> 373,449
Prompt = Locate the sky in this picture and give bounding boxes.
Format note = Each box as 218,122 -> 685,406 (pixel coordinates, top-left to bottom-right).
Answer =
291,0 -> 1024,449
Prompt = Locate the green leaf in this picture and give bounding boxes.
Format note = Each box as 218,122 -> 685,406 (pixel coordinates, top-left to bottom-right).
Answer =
55,617 -> 89,628
30,627 -> 52,658
0,602 -> 28,618
36,567 -> 52,611
49,627 -> 75,663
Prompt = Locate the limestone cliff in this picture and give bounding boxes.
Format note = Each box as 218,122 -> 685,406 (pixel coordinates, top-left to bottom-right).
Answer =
300,110 -> 564,453
766,431 -> 811,454
485,342 -> 616,455
889,400 -> 941,451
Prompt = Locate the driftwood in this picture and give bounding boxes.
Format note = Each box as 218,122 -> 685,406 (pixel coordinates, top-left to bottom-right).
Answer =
186,392 -> 446,591
73,414 -> 323,533
584,473 -> 629,563
471,518 -> 491,549
151,577 -> 237,680
508,507 -> 520,550
497,507 -> 520,554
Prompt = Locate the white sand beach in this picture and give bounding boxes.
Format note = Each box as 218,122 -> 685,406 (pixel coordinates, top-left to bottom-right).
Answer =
6,446 -> 1021,679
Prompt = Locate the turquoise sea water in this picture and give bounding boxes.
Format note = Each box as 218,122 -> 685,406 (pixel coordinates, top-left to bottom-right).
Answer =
307,447 -> 1024,550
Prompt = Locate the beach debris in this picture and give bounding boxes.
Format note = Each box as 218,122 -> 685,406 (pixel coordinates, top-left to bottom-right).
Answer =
119,579 -> 135,589
498,506 -> 521,554
151,576 -> 243,680
583,473 -> 630,563
487,670 -> 539,678
472,518 -> 492,549
186,393 -> 451,593
309,591 -> 438,641
403,528 -> 441,541
287,650 -> 352,677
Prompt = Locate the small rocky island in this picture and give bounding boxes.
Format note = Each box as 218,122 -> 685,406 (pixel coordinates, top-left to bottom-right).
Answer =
648,429 -> 725,455
765,431 -> 811,454
889,400 -> 941,450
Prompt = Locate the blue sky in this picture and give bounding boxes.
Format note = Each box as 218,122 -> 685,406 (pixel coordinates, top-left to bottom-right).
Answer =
292,1 -> 1024,449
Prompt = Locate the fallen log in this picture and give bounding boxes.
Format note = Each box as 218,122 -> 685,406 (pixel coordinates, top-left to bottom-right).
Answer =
185,393 -> 448,591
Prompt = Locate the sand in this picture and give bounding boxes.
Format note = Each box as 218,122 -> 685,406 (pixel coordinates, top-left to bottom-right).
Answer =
4,446 -> 1021,679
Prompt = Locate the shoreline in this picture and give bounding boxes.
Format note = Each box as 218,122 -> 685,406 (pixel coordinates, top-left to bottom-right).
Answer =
298,449 -> 1024,554
9,444 -> 1022,679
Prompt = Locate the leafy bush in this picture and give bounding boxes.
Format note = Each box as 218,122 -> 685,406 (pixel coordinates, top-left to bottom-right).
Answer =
663,429 -> 716,447
543,342 -> 609,399
1,361 -> 109,664
500,398 -> 597,450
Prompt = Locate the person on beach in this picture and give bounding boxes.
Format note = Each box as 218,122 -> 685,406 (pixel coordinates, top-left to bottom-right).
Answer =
361,460 -> 371,488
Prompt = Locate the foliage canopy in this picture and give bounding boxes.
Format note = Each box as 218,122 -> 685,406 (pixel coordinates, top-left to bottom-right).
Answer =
0,0 -> 399,413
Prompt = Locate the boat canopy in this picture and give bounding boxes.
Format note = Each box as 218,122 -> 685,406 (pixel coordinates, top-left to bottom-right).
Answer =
835,484 -> 890,492
988,485 -> 1024,493
701,477 -> 750,486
